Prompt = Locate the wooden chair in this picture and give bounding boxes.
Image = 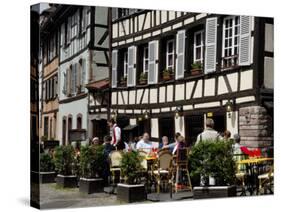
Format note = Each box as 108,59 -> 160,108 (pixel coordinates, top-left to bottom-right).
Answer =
152,150 -> 173,194
172,147 -> 192,196
234,153 -> 248,196
258,165 -> 274,195
109,151 -> 123,185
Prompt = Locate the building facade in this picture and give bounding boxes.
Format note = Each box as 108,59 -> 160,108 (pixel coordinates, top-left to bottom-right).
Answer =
41,9 -> 60,141
110,9 -> 274,147
55,5 -> 109,145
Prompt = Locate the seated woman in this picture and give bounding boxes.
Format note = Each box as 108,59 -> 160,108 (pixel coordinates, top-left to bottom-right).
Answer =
159,136 -> 173,152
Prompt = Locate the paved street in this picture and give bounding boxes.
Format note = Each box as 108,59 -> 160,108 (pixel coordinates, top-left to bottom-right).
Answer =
40,183 -> 126,209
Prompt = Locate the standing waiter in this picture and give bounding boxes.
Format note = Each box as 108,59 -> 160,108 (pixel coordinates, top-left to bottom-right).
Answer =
107,118 -> 125,150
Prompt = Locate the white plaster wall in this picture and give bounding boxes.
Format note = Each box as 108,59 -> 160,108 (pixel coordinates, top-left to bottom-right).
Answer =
217,76 -> 228,95
174,117 -> 185,137
264,57 -> 274,89
167,85 -> 174,102
265,23 -> 274,52
175,84 -> 185,101
150,88 -> 158,104
159,86 -> 166,102
193,80 -> 202,98
59,50 -> 90,101
226,111 -> 238,138
151,118 -> 159,138
204,78 -> 215,96
57,97 -> 88,145
240,70 -> 253,90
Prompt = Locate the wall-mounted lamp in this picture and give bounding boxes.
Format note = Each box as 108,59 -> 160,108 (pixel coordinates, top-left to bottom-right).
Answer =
225,100 -> 234,118
143,110 -> 149,119
175,106 -> 183,119
111,110 -> 117,120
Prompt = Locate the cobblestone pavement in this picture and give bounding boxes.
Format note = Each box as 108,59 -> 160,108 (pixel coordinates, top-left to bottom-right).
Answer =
40,183 -> 126,209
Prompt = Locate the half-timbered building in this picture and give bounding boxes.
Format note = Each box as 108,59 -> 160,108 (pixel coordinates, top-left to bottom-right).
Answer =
54,5 -> 109,145
40,6 -> 60,141
110,9 -> 274,148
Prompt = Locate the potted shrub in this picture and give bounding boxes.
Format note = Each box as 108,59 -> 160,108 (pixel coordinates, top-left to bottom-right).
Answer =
39,153 -> 56,183
191,62 -> 203,75
117,151 -> 146,203
139,72 -> 147,85
79,145 -> 106,194
189,140 -> 237,199
53,145 -> 78,188
162,69 -> 172,81
120,75 -> 127,86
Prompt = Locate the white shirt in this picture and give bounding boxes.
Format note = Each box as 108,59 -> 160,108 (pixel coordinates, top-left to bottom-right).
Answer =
195,128 -> 222,145
111,124 -> 121,145
136,139 -> 153,153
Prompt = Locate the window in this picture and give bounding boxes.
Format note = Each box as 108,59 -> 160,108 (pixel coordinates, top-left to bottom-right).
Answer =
193,30 -> 204,64
166,39 -> 175,70
62,118 -> 67,145
143,46 -> 149,73
123,51 -> 128,77
67,116 -> 72,144
77,116 -> 82,129
222,16 -> 240,68
44,117 -> 49,138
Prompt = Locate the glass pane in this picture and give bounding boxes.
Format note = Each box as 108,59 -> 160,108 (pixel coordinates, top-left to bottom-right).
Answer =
235,16 -> 239,25
224,49 -> 228,57
196,48 -> 201,60
168,55 -> 173,66
168,41 -> 173,53
235,26 -> 238,35
229,19 -> 233,27
225,19 -> 229,27
234,37 -> 238,45
196,33 -> 201,46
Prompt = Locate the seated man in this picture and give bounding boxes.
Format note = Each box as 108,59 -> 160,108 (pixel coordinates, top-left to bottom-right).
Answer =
136,132 -> 153,153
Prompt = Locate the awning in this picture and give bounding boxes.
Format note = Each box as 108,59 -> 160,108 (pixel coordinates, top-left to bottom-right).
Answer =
123,125 -> 138,131
86,79 -> 109,91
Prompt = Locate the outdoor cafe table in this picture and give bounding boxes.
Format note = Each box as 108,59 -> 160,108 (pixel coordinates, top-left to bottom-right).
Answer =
238,157 -> 273,195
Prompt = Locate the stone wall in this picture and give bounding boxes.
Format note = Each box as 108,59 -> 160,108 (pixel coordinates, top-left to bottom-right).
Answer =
239,106 -> 273,148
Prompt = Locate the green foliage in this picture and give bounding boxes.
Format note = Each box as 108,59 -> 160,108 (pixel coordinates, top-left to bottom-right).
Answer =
120,151 -> 144,185
189,140 -> 236,186
121,75 -> 127,82
163,68 -> 172,76
80,145 -> 106,178
40,153 -> 55,172
139,72 -> 148,81
53,145 -> 77,176
191,62 -> 202,69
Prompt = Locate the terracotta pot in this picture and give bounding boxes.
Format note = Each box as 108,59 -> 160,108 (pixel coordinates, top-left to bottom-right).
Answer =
163,74 -> 171,80
191,68 -> 202,76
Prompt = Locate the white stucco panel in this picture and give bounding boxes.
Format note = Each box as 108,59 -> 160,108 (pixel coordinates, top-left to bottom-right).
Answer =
204,78 -> 215,97
175,84 -> 185,101
240,70 -> 253,91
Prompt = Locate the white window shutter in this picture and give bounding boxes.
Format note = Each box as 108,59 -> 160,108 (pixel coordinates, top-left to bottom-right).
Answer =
148,40 -> 159,84
112,50 -> 118,88
127,46 -> 136,87
176,30 -> 186,79
204,17 -> 217,73
81,59 -> 86,91
239,16 -> 252,66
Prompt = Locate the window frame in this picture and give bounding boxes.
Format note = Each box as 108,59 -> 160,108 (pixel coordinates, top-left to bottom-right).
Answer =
222,16 -> 240,69
166,39 -> 175,70
123,51 -> 128,77
143,46 -> 149,73
193,30 -> 204,64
